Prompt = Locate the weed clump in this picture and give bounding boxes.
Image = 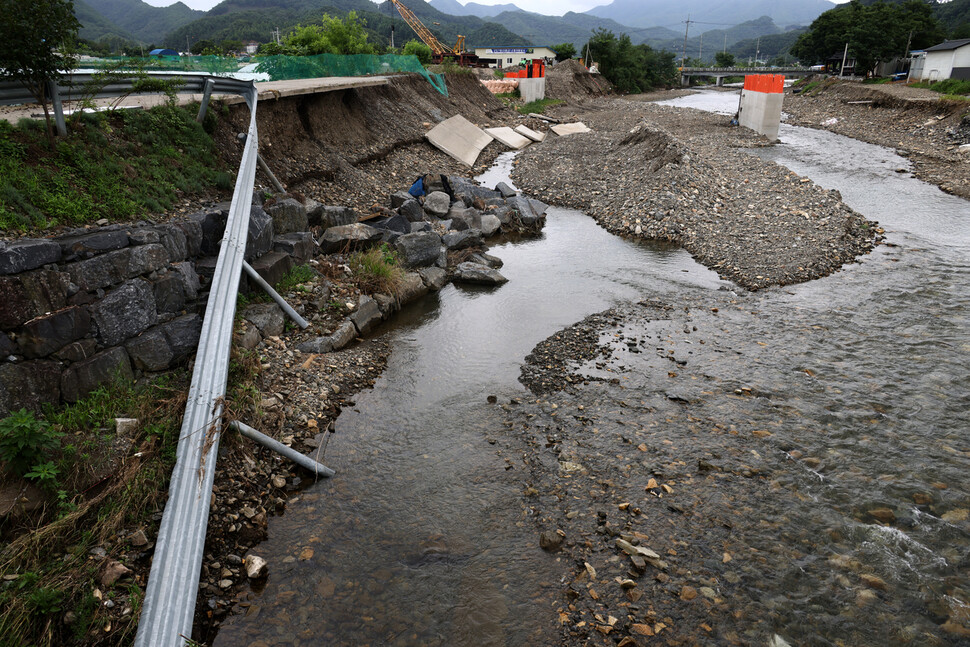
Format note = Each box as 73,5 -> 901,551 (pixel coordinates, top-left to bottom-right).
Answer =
349,244 -> 404,296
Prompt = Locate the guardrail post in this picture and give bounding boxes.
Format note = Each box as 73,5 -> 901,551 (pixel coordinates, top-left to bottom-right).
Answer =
48,81 -> 67,137
196,78 -> 216,123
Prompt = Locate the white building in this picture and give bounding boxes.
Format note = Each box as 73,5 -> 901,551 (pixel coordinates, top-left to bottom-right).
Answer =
914,38 -> 970,82
472,46 -> 556,68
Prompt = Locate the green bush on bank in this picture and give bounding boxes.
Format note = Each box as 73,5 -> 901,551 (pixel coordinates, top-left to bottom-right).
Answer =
0,104 -> 231,232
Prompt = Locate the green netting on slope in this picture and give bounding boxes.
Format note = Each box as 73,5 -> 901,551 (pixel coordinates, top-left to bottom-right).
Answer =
254,54 -> 447,96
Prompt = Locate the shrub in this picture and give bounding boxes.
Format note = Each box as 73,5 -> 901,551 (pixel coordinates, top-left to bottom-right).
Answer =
349,244 -> 403,295
0,409 -> 63,477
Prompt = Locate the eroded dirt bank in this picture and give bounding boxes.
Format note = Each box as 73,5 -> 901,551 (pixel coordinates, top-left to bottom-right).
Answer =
510,97 -> 880,291
782,79 -> 970,200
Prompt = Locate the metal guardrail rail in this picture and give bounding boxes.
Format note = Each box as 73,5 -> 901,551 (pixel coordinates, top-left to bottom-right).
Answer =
132,78 -> 259,647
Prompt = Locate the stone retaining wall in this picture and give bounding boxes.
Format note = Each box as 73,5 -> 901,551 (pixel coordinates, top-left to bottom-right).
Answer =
0,194 -> 317,416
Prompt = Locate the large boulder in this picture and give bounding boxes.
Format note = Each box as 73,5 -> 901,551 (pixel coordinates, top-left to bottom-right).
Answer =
273,232 -> 318,262
17,306 -> 90,359
319,223 -> 383,254
153,274 -> 186,314
0,270 -> 71,329
249,251 -> 293,289
55,229 -> 129,261
66,244 -> 168,292
394,232 -> 441,268
423,191 -> 451,218
399,199 -> 425,223
453,262 -> 508,286
265,198 -> 308,235
418,266 -> 448,291
369,213 -> 410,235
246,206 -> 275,261
351,295 -> 382,335
0,360 -> 62,416
188,207 -> 228,255
90,279 -> 158,347
495,182 -> 517,198
241,303 -> 285,338
314,206 -> 359,230
506,196 -> 541,226
397,272 -> 429,306
390,191 -> 413,209
442,229 -> 483,251
155,224 -> 190,262
477,214 -> 502,237
60,348 -> 133,403
0,239 -> 62,275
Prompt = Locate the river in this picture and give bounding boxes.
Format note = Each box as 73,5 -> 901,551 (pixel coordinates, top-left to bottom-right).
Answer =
214,91 -> 970,646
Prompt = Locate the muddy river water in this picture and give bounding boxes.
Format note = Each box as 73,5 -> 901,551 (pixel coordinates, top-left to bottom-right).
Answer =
214,92 -> 970,646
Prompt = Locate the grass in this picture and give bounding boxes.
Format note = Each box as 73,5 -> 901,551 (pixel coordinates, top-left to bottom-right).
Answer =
275,264 -> 318,294
0,346 -> 261,646
349,244 -> 404,296
910,79 -> 970,95
517,98 -> 565,115
0,103 -> 229,232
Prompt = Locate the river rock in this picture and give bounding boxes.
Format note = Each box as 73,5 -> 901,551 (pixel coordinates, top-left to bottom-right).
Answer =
394,232 -> 441,268
397,272 -> 429,306
315,206 -> 359,230
418,266 -> 448,291
453,262 -> 507,286
273,232 -> 318,262
496,182 -> 517,198
399,198 -> 426,223
245,554 -> 268,579
351,295 -> 382,334
443,229 -> 483,250
241,303 -> 285,338
0,238 -> 61,275
319,223 -> 383,254
423,191 -> 451,218
266,198 -> 308,235
539,530 -> 563,552
329,320 -> 358,350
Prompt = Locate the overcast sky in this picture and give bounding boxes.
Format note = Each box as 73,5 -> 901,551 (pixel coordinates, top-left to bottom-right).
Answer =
145,0 -> 848,17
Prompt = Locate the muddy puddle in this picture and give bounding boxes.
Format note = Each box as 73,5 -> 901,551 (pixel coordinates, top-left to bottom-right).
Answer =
213,154 -> 725,646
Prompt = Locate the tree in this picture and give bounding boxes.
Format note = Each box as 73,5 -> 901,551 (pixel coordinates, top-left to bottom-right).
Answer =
715,51 -> 735,67
403,40 -> 432,65
551,42 -> 576,62
276,12 -> 376,56
586,29 -> 676,93
791,0 -> 945,75
0,0 -> 80,145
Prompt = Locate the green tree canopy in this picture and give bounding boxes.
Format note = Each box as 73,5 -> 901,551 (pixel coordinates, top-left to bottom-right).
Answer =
714,51 -> 736,67
551,42 -> 577,62
262,11 -> 376,57
585,29 -> 677,94
791,0 -> 945,74
0,0 -> 80,144
403,39 -> 432,65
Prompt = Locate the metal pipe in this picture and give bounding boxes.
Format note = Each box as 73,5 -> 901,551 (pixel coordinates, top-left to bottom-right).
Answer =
257,153 -> 286,194
196,78 -> 216,123
241,260 -> 310,329
230,421 -> 335,477
134,82 -> 258,647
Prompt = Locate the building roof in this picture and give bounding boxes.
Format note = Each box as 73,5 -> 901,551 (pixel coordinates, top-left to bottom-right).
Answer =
149,48 -> 179,56
924,39 -> 970,53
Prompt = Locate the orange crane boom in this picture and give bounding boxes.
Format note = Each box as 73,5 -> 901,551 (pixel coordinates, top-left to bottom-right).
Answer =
389,0 -> 464,57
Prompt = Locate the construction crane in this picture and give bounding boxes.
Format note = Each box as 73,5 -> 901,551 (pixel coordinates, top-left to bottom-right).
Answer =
388,0 -> 468,62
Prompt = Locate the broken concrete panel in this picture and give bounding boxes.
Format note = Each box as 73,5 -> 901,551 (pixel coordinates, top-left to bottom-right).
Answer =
514,125 -> 546,142
485,127 -> 532,150
551,122 -> 591,136
425,115 -> 493,167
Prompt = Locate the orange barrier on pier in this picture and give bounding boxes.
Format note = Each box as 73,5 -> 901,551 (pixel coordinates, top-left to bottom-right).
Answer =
743,74 -> 784,93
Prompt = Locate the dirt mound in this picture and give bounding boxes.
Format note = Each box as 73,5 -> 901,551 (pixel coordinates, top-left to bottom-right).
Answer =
545,59 -> 612,102
214,72 -> 514,211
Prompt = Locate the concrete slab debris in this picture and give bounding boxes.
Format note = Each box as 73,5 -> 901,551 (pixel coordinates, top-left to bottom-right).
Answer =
425,115 -> 494,167
551,122 -> 591,136
485,127 -> 532,150
514,125 -> 546,142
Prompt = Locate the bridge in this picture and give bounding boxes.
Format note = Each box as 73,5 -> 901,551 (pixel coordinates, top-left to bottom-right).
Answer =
679,66 -> 815,86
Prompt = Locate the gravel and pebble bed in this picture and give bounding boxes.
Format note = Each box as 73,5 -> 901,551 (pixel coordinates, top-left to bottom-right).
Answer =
511,97 -> 880,291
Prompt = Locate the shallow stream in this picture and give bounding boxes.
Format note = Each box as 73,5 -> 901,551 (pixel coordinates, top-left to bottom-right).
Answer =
215,92 -> 970,645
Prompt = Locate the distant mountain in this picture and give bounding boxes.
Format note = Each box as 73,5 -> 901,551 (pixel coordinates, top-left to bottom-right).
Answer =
585,0 -> 835,30
83,0 -> 204,43
75,0 -> 138,42
655,15 -> 787,60
481,9 -> 679,48
164,0 -> 527,50
729,27 -> 806,63
429,0 -> 525,18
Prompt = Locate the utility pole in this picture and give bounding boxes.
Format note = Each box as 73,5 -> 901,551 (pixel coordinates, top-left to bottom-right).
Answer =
698,32 -> 703,61
682,14 -> 692,68
186,36 -> 190,55
723,34 -> 727,55
391,25 -> 395,50
903,30 -> 913,58
755,37 -> 760,66
840,42 -> 848,77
